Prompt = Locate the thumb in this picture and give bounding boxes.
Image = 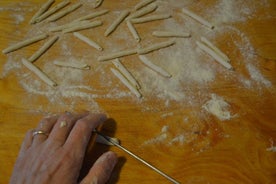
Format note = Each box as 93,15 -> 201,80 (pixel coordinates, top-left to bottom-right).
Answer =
80,151 -> 118,184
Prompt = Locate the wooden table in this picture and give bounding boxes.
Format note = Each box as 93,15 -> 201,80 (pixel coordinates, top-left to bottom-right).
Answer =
0,0 -> 275,183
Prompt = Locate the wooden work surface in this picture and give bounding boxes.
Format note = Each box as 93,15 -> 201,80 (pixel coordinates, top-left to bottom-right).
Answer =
0,0 -> 275,183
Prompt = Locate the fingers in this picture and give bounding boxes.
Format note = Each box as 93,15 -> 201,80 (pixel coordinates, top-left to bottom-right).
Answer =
32,115 -> 58,146
64,113 -> 107,156
47,112 -> 88,146
80,151 -> 118,184
19,130 -> 34,154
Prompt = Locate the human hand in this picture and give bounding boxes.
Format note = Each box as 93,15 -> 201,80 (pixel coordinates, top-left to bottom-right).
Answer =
10,112 -> 118,184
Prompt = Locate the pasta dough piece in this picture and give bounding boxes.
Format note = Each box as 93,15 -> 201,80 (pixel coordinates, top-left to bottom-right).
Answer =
182,8 -> 214,29
28,35 -> 59,63
22,58 -> 57,87
131,14 -> 171,24
135,0 -> 156,11
2,33 -> 49,54
98,49 -> 137,62
139,55 -> 171,78
53,61 -> 90,70
112,58 -> 141,89
137,39 -> 175,55
29,0 -> 55,24
73,9 -> 109,22
196,41 -> 232,69
73,32 -> 103,51
126,21 -> 141,42
152,30 -> 191,38
93,0 -> 104,8
35,0 -> 71,23
104,10 -> 130,36
49,20 -> 90,32
127,3 -> 157,20
46,2 -> 82,22
62,20 -> 103,33
111,68 -> 142,98
200,37 -> 230,62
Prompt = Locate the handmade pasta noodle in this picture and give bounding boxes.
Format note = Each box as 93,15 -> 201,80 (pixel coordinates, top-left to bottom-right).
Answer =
73,9 -> 109,22
104,10 -> 130,36
138,55 -> 171,78
22,58 -> 57,87
131,14 -> 171,24
196,41 -> 232,69
49,20 -> 90,32
35,0 -> 71,23
53,61 -> 90,70
73,32 -> 103,51
182,8 -> 214,29
126,21 -> 141,42
98,49 -> 137,61
46,2 -> 82,22
30,0 -> 55,24
111,68 -> 142,98
112,58 -> 141,89
152,30 -> 190,38
62,20 -> 102,33
127,3 -> 157,20
200,37 -> 230,62
135,0 -> 156,11
2,33 -> 49,54
28,35 -> 59,63
137,39 -> 175,55
93,0 -> 104,8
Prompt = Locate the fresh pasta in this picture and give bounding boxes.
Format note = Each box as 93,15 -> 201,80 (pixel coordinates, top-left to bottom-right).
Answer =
73,32 -> 103,51
104,10 -> 130,36
137,39 -> 175,55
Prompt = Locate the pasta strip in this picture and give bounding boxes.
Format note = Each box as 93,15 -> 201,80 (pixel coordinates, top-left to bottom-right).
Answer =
35,0 -> 71,23
49,20 -> 90,32
152,30 -> 191,38
22,58 -> 57,87
73,32 -> 103,51
131,14 -> 171,24
127,3 -> 157,20
138,55 -> 171,78
73,9 -> 109,22
46,2 -> 82,22
135,0 -> 156,11
137,39 -> 175,55
98,49 -> 137,62
126,21 -> 141,42
2,33 -> 49,54
196,41 -> 232,69
62,20 -> 103,33
93,0 -> 104,8
112,58 -> 141,89
104,10 -> 130,36
200,37 -> 230,62
30,0 -> 55,24
28,35 -> 59,63
111,68 -> 142,98
182,8 -> 214,29
53,61 -> 90,70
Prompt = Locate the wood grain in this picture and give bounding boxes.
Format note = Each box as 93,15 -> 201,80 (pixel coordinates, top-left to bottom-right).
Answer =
0,0 -> 275,184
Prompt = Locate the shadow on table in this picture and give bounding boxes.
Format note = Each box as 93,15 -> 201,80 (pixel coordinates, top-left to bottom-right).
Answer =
78,118 -> 126,183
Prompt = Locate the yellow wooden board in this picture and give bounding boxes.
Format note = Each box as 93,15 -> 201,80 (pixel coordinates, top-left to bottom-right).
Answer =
0,0 -> 275,183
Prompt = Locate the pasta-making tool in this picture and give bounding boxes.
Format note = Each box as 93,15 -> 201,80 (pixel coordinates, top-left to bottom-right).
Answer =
93,130 -> 181,184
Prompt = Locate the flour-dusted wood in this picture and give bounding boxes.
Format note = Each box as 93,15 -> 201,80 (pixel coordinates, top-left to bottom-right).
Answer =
2,33 -> 49,54
22,58 -> 57,87
28,35 -> 59,63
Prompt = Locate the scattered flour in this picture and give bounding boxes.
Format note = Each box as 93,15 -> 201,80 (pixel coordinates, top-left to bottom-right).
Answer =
266,139 -> 276,152
202,94 -> 232,121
